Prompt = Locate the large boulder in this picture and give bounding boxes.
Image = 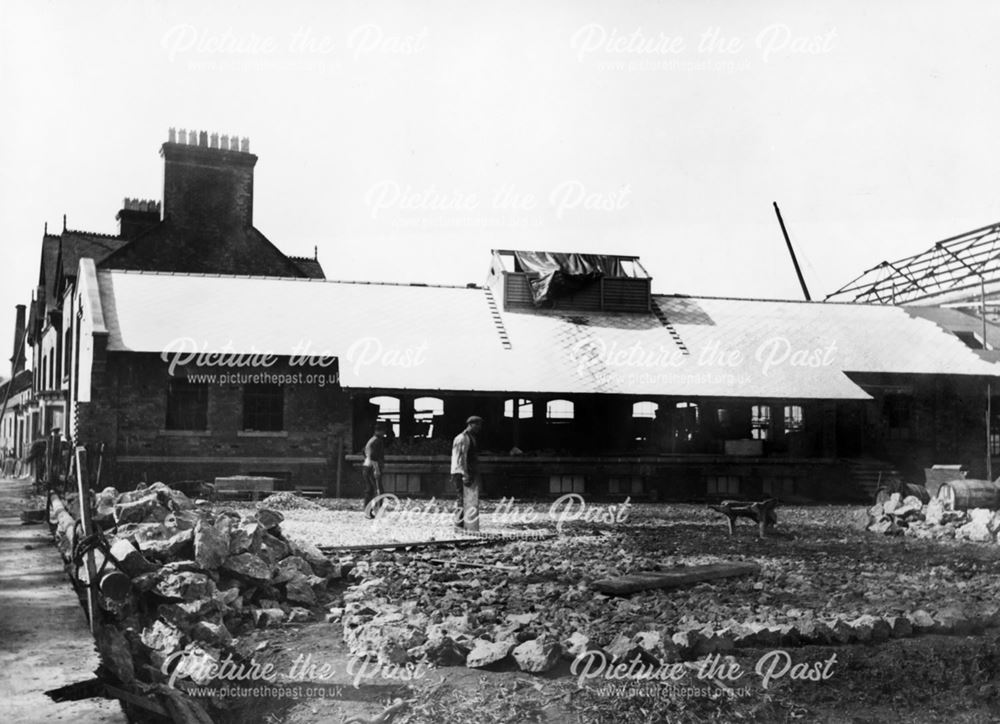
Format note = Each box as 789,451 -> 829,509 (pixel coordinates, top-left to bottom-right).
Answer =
290,538 -> 334,577
273,556 -> 314,583
260,532 -> 292,564
137,528 -> 195,558
154,571 -> 217,602
924,498 -> 945,525
109,538 -> 157,577
230,521 -> 264,556
285,574 -> 318,607
194,519 -> 230,570
222,553 -> 272,583
140,619 -> 186,668
512,637 -> 561,673
412,636 -> 469,666
255,508 -> 284,531
115,493 -> 163,525
466,638 -> 514,668
882,493 -> 902,515
958,508 -> 994,542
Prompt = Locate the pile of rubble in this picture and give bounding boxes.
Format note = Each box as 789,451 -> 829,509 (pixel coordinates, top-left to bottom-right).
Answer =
51,482 -> 344,713
335,583 -> 1000,676
865,492 -> 1000,542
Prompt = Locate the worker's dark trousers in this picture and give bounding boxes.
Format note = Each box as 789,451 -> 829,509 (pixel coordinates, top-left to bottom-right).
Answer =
451,473 -> 467,528
362,466 -> 381,517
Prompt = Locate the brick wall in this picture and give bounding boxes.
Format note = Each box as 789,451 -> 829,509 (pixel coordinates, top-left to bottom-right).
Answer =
76,351 -> 356,491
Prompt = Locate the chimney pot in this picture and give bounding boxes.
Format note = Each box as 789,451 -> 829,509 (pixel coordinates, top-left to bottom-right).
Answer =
161,129 -> 257,230
179,129 -> 187,144
11,304 -> 26,378
168,127 -> 177,143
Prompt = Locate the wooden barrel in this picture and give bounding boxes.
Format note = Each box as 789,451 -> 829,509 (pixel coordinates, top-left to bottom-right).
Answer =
874,483 -> 930,506
937,479 -> 1000,511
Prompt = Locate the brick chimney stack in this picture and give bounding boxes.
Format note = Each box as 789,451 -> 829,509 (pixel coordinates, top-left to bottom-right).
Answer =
160,127 -> 256,232
117,198 -> 161,239
10,304 -> 25,379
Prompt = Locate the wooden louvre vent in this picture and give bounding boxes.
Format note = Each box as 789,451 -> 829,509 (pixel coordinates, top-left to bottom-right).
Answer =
489,250 -> 652,313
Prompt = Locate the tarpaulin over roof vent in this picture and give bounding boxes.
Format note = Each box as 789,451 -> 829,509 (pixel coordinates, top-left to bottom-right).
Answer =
513,252 -> 619,305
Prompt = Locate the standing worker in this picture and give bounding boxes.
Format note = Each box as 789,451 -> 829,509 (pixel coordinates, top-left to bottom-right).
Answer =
451,415 -> 483,530
362,421 -> 388,518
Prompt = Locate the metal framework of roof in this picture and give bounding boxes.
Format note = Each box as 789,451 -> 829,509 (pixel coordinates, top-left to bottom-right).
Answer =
825,222 -> 1000,308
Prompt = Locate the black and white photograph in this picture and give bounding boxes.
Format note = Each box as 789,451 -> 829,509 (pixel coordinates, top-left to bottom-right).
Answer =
3,1 -> 1000,722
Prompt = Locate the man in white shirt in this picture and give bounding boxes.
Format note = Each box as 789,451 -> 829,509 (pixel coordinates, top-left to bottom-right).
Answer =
451,416 -> 482,529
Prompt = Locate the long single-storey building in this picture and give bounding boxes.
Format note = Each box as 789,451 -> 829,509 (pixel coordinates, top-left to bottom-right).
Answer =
69,247 -> 1000,501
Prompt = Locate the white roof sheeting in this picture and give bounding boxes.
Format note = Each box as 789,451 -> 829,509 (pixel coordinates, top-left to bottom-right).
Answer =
95,270 -> 1000,399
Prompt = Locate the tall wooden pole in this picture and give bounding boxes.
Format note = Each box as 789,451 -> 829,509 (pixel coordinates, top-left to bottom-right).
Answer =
75,446 -> 100,632
773,202 -> 812,301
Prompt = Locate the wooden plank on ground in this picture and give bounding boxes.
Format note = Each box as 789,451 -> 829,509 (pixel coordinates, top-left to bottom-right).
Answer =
593,561 -> 760,595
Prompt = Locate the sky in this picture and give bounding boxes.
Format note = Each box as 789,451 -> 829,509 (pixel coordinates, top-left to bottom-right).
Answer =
1,0 -> 999,372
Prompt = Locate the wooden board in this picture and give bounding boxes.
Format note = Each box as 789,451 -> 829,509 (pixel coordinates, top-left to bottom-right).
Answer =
212,476 -> 276,501
593,562 -> 760,595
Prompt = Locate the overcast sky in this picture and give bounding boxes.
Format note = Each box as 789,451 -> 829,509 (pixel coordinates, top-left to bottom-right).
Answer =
2,0 -> 999,373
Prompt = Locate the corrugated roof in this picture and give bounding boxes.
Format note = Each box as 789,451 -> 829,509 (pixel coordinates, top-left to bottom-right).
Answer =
94,270 -> 1000,399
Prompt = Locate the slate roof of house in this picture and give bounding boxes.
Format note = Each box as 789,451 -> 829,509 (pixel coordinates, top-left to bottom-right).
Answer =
287,256 -> 326,279
98,222 -> 308,278
92,269 -> 1000,400
60,231 -> 129,275
37,232 -> 130,315
0,369 -> 33,400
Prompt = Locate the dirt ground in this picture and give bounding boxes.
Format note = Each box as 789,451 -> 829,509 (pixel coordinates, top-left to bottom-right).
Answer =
215,610 -> 1000,724
205,498 -> 1000,723
0,477 -> 127,724
8,487 -> 1000,723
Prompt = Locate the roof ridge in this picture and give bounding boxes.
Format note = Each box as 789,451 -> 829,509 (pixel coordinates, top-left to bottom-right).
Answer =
64,228 -> 123,240
652,292 -> 892,308
99,268 -> 484,290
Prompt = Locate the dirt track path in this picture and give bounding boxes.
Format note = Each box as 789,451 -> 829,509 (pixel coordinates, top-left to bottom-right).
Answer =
0,476 -> 127,723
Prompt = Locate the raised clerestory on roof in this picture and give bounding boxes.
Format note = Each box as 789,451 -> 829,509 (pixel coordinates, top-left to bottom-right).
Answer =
488,249 -> 652,313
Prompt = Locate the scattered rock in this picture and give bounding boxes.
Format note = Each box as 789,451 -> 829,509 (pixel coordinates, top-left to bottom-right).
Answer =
924,498 -> 945,525
137,528 -> 194,558
414,636 -> 470,666
115,494 -> 162,525
882,493 -> 902,515
194,519 -> 229,570
906,609 -> 937,633
512,637 -> 561,673
154,572 -> 217,602
285,574 -> 318,607
222,553 -> 273,583
255,508 -> 284,530
466,638 -> 514,668
563,631 -> 590,658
